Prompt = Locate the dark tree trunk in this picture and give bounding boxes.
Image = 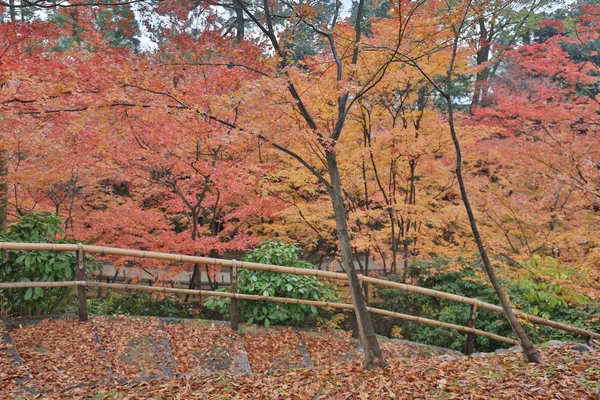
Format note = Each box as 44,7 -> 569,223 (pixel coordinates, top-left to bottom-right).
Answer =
417,0 -> 545,365
0,147 -> 7,233
351,312 -> 360,339
471,18 -> 491,109
233,0 -> 244,41
9,0 -> 16,22
447,92 -> 544,365
326,149 -> 385,367
390,210 -> 398,274
185,264 -> 201,302
205,264 -> 217,291
363,250 -> 370,304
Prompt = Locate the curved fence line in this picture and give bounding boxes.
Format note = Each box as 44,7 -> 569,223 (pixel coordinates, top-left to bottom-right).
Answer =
0,242 -> 598,345
359,276 -> 599,340
0,280 -> 518,345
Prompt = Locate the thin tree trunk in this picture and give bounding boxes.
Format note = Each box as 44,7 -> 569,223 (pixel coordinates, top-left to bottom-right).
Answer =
447,106 -> 544,364
439,1 -> 544,365
363,249 -> 370,304
470,17 -> 491,110
326,149 -> 385,367
205,264 -> 217,291
0,147 -> 7,233
390,211 -> 398,274
406,0 -> 544,365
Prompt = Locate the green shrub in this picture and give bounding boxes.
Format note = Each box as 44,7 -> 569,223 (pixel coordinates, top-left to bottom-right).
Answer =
377,257 -> 599,352
0,213 -> 78,316
88,290 -> 193,318
205,240 -> 340,327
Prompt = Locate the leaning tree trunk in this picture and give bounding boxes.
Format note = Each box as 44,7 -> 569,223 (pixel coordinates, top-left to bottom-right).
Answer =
446,106 -> 544,365
326,149 -> 385,368
428,0 -> 545,365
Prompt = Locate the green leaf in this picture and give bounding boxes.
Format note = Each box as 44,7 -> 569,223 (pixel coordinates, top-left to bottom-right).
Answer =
24,288 -> 33,301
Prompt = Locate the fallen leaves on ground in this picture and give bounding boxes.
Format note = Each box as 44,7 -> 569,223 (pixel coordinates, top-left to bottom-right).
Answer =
164,320 -> 247,375
93,315 -> 169,381
0,322 -> 31,396
9,318 -> 111,394
300,329 -> 361,366
93,344 -> 600,399
379,337 -> 460,359
241,325 -> 309,373
1,316 -> 599,399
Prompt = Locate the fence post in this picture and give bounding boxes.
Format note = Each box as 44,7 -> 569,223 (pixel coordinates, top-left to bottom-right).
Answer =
230,260 -> 239,330
76,243 -> 88,322
465,303 -> 478,355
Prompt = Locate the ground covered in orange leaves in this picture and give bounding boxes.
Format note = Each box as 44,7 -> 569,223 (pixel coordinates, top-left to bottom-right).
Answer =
0,316 -> 598,399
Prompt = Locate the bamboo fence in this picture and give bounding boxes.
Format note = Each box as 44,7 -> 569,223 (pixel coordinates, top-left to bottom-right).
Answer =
0,280 -> 517,345
359,276 -> 600,340
1,242 -> 598,346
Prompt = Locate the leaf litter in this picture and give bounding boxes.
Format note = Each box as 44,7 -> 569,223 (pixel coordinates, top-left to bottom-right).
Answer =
0,316 -> 598,399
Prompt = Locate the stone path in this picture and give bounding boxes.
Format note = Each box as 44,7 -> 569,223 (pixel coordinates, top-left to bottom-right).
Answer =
0,316 -> 460,397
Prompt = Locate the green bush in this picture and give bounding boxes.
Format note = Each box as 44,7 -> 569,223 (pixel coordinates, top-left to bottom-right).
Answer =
205,240 -> 340,327
0,213 -> 78,316
377,257 -> 599,352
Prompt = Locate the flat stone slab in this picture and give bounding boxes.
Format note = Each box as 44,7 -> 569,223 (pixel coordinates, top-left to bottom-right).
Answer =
377,336 -> 462,359
0,320 -> 36,397
8,317 -> 112,394
299,329 -> 361,366
163,319 -> 251,376
240,325 -> 313,373
93,316 -> 177,383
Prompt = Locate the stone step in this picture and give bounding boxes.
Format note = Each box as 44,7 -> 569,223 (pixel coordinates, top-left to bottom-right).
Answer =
0,319 -> 37,398
6,317 -> 112,395
1,314 -> 464,398
92,316 -> 178,383
240,325 -> 313,373
162,318 -> 252,376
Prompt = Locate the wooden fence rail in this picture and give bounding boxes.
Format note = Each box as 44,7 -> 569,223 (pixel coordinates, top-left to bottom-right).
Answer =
0,242 -> 598,350
358,276 -> 599,341
0,280 -> 518,345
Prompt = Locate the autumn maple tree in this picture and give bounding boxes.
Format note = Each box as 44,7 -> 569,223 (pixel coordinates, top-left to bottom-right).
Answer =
1,0 -> 599,372
476,4 -> 600,289
368,0 -> 545,363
